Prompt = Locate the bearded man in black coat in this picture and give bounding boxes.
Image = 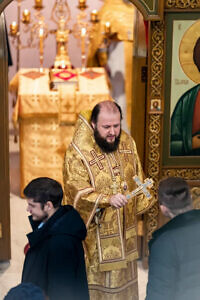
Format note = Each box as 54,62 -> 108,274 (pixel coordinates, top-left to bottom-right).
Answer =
146,176 -> 200,300
21,177 -> 89,300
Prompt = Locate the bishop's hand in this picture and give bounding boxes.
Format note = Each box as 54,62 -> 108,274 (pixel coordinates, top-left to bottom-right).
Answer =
109,193 -> 128,208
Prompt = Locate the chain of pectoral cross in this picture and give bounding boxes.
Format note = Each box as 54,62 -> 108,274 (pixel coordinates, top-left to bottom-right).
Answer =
118,142 -> 132,162
106,152 -> 127,195
110,178 -> 121,194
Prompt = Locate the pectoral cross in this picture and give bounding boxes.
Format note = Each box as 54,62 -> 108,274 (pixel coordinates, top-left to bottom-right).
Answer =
126,176 -> 153,200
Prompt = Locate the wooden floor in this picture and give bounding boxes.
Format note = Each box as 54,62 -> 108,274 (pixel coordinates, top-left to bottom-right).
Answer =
0,132 -> 148,299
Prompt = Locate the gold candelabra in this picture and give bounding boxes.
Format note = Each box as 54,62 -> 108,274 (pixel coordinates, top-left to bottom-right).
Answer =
73,1 -> 115,69
72,1 -> 101,68
9,0 -> 48,71
9,0 -> 113,71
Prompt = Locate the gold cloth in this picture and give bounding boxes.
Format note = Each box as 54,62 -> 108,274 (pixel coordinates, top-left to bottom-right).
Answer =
87,0 -> 136,130
10,68 -> 110,196
63,111 -> 155,299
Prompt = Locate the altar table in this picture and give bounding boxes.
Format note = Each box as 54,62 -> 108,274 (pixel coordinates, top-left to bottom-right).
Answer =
10,67 -> 110,196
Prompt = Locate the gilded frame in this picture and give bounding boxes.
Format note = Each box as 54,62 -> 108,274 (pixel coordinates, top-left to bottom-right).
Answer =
163,12 -> 200,167
146,1 -> 200,197
143,1 -> 200,259
129,0 -> 164,20
161,2 -> 200,179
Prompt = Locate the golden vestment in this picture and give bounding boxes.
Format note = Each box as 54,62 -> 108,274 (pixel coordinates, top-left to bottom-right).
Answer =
63,111 -> 154,299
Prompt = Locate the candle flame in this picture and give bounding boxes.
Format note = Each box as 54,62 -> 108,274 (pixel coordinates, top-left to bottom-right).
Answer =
81,27 -> 86,36
23,9 -> 29,15
39,28 -> 44,37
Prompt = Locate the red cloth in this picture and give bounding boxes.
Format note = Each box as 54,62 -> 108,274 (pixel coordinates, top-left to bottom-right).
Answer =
24,243 -> 30,255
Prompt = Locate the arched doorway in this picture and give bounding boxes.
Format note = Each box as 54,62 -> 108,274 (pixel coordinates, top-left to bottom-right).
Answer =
0,0 -> 163,261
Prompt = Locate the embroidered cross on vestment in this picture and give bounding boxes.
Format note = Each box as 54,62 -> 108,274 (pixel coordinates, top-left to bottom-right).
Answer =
89,150 -> 105,170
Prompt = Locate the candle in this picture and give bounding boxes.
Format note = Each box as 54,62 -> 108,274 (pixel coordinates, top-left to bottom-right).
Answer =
78,0 -> 87,9
22,9 -> 30,24
39,28 -> 44,55
104,22 -> 111,34
81,27 -> 86,54
90,9 -> 98,23
10,22 -> 18,36
35,0 -> 43,8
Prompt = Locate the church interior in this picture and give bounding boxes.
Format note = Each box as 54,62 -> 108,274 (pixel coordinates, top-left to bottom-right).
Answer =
1,0 -> 200,299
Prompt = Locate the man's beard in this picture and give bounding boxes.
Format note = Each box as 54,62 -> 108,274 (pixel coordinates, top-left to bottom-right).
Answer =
94,128 -> 121,153
32,211 -> 48,222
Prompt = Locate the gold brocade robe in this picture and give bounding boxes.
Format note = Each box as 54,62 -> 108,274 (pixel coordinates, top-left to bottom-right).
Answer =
63,112 -> 154,299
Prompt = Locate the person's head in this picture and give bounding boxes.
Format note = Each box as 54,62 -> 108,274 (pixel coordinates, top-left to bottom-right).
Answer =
24,177 -> 63,222
193,37 -> 200,72
90,100 -> 122,153
158,177 -> 193,218
4,283 -> 45,300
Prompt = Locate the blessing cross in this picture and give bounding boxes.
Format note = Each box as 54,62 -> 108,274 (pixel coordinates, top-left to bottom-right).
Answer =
126,176 -> 154,200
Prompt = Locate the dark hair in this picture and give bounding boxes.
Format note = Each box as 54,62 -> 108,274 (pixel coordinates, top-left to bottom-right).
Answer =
91,101 -> 123,124
158,177 -> 192,214
23,177 -> 63,208
4,283 -> 45,300
193,37 -> 200,72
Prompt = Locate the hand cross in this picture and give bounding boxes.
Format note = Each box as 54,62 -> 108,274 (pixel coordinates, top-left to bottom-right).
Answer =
126,176 -> 153,200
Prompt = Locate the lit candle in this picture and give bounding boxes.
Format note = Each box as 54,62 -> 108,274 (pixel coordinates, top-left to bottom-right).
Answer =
35,0 -> 43,8
39,28 -> 44,55
81,27 -> 86,54
10,22 -> 18,36
22,9 -> 30,24
90,9 -> 98,22
104,22 -> 111,34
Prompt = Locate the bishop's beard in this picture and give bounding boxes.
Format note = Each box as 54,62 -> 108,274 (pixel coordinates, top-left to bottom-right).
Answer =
94,127 -> 121,153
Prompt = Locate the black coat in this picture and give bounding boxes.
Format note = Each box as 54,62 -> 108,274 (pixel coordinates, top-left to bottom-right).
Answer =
146,209 -> 200,300
22,205 -> 89,300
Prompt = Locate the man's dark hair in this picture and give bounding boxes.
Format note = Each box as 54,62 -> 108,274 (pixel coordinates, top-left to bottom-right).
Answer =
158,177 -> 192,215
193,37 -> 200,72
4,283 -> 45,300
91,101 -> 123,124
23,177 -> 63,208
